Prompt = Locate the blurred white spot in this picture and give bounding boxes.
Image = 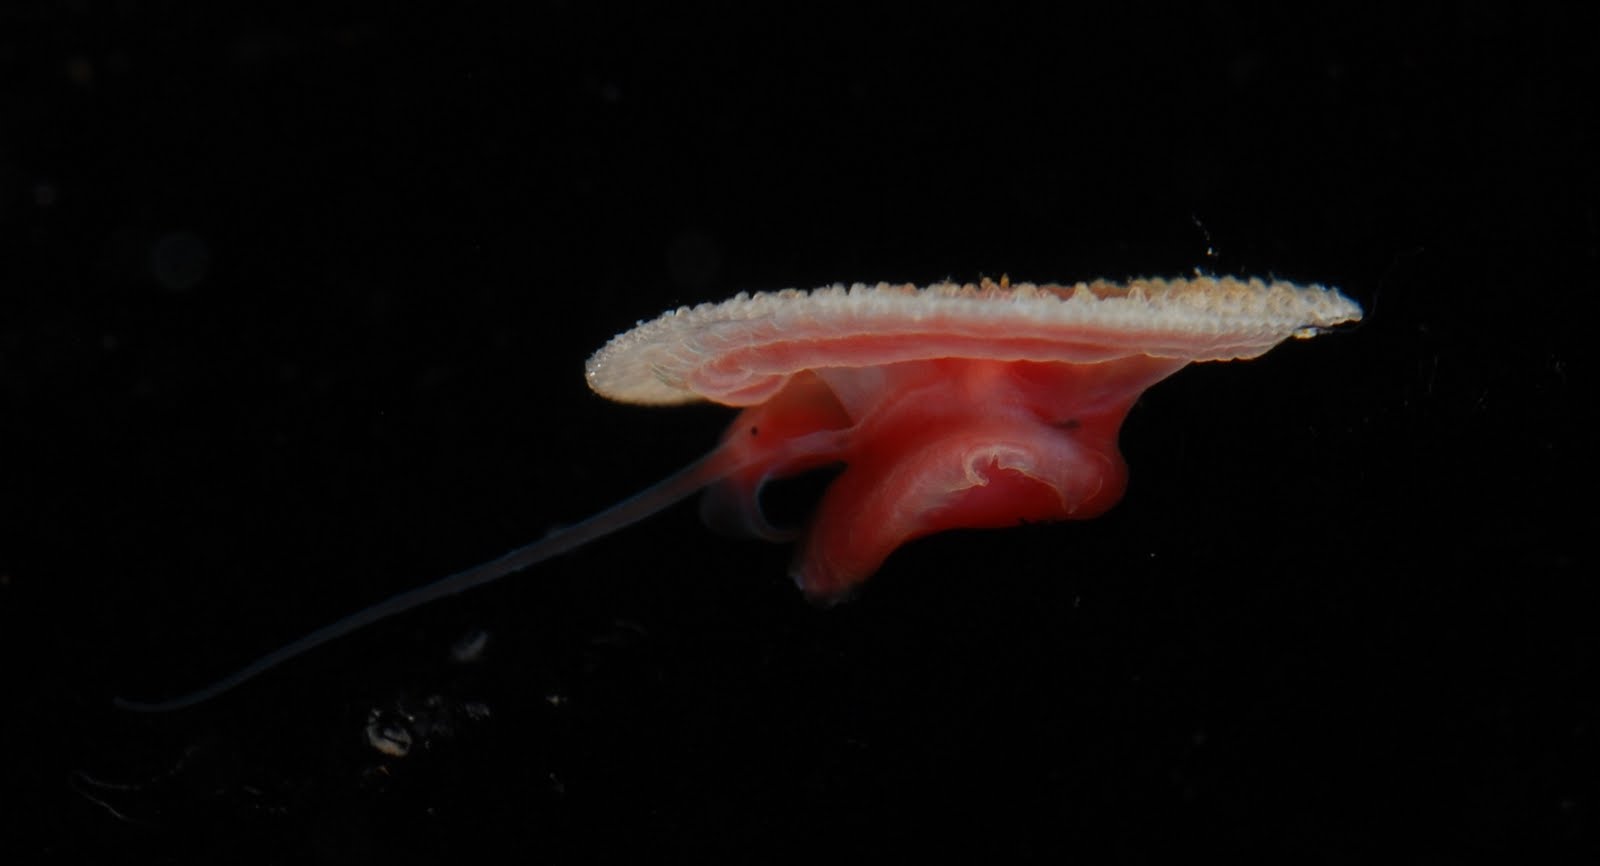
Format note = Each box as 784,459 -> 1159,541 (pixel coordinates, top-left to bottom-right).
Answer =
450,627 -> 490,662
65,56 -> 95,87
150,231 -> 210,292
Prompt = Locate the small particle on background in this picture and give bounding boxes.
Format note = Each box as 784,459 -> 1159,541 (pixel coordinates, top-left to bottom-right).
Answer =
149,230 -> 211,292
450,628 -> 490,662
65,55 -> 94,87
365,708 -> 415,757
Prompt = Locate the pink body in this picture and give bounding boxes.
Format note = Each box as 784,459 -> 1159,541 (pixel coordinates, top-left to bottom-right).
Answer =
708,356 -> 1185,598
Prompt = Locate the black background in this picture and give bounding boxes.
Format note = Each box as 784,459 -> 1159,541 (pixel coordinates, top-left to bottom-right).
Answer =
2,3 -> 1590,862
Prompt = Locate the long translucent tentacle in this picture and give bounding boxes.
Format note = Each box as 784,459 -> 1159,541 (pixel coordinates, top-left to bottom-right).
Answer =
116,443 -> 760,712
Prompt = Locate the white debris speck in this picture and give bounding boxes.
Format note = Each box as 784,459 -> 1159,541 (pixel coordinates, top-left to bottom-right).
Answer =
365,708 -> 416,757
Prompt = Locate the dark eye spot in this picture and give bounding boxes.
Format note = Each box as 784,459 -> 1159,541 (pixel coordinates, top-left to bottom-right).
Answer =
750,426 -> 759,436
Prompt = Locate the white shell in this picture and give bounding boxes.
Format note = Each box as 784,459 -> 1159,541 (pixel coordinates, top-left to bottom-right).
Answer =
585,277 -> 1362,406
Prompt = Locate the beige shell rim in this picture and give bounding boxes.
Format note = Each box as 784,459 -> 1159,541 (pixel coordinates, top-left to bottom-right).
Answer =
585,276 -> 1363,406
